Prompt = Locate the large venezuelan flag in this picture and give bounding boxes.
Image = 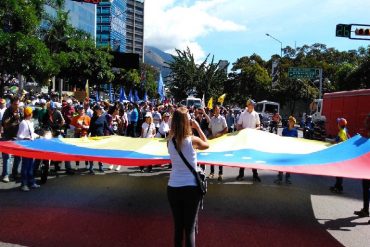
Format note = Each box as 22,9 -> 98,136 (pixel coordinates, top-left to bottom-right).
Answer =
0,129 -> 369,179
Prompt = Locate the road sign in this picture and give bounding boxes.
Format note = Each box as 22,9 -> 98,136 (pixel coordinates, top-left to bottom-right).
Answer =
288,67 -> 320,79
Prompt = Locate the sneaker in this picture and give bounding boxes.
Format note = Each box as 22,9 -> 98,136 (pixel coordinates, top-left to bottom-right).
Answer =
30,184 -> 40,189
88,170 -> 95,175
115,166 -> 121,171
253,175 -> 261,182
98,169 -> 105,173
274,178 -> 282,185
354,209 -> 369,217
20,185 -> 30,192
236,175 -> 244,181
2,175 -> 10,183
217,175 -> 223,182
65,170 -> 75,175
285,178 -> 292,184
108,165 -> 114,170
208,173 -> 214,179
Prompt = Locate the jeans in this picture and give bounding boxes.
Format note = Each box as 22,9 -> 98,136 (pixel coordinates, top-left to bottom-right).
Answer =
88,161 -> 102,171
127,122 -> 137,137
2,153 -> 21,177
167,186 -> 201,247
21,157 -> 35,186
210,165 -> 223,175
238,168 -> 258,177
363,179 -> 370,212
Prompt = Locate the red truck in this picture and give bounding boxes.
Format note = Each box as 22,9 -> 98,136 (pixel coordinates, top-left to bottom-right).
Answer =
312,89 -> 370,138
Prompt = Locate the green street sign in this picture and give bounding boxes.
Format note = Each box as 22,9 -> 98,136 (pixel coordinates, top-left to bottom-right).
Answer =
288,67 -> 320,79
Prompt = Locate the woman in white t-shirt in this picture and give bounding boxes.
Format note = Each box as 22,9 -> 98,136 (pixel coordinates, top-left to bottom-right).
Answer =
17,107 -> 40,192
140,112 -> 156,172
167,106 -> 208,247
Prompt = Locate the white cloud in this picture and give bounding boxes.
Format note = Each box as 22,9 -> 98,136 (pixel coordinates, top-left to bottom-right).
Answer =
144,0 -> 246,62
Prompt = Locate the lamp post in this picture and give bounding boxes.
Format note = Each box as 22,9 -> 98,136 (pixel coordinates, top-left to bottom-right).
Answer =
266,33 -> 282,57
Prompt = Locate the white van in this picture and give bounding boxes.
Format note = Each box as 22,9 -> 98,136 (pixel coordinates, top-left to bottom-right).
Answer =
255,100 -> 280,128
180,96 -> 203,108
255,100 -> 280,115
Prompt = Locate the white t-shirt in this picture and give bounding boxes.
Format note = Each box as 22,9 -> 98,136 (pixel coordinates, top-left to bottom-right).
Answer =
141,122 -> 155,138
158,120 -> 170,137
237,109 -> 260,129
17,119 -> 37,140
209,115 -> 227,137
168,137 -> 199,187
152,111 -> 162,128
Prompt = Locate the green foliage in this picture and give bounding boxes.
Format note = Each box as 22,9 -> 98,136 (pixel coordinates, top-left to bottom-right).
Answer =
167,47 -> 227,102
228,55 -> 270,105
0,0 -> 42,34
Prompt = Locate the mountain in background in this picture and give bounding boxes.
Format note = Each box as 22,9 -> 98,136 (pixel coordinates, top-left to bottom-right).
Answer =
144,46 -> 174,79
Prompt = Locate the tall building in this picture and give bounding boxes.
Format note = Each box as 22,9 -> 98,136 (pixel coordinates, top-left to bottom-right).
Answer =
126,0 -> 145,61
44,0 -> 97,40
65,0 -> 97,40
96,0 -> 127,52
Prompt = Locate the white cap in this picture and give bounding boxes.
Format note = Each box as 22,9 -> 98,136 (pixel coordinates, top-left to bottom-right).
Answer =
144,112 -> 152,118
40,99 -> 46,104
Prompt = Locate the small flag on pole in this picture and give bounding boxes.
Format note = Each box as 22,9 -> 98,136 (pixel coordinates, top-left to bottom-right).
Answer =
128,89 -> 133,102
119,86 -> 127,102
85,80 -> 89,98
207,97 -> 213,109
217,93 -> 226,105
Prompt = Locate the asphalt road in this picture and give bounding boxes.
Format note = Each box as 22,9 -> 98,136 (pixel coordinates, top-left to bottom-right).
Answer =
0,162 -> 369,247
0,129 -> 369,247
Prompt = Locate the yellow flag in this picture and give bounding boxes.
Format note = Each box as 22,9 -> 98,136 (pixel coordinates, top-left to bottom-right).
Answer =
85,80 -> 89,98
217,93 -> 226,104
207,97 -> 213,109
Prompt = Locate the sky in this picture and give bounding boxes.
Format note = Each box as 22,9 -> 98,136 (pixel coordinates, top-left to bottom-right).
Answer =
144,0 -> 370,65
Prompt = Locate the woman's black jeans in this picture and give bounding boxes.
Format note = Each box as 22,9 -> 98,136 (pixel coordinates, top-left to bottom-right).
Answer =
167,186 -> 201,247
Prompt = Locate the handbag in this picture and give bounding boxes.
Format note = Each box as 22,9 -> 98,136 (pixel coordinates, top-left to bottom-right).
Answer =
172,138 -> 207,196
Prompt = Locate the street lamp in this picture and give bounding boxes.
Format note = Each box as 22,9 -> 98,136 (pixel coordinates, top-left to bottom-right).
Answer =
266,33 -> 282,57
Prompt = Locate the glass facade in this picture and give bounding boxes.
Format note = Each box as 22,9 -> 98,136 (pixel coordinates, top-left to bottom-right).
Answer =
65,0 -> 97,40
96,0 -> 127,53
43,1 -> 96,40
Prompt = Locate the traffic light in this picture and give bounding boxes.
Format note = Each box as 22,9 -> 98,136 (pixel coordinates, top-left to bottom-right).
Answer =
336,24 -> 351,37
355,28 -> 370,36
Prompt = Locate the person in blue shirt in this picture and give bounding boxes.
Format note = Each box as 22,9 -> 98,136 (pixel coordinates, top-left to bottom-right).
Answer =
127,103 -> 139,137
274,116 -> 298,184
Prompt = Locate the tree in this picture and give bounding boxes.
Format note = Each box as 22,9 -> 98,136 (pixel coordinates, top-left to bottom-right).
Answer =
167,47 -> 227,102
227,55 -> 270,105
0,0 -> 56,85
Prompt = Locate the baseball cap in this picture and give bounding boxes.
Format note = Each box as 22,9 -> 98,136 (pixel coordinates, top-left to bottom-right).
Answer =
246,99 -> 256,106
75,105 -> 84,111
337,118 -> 347,127
24,106 -> 33,116
93,104 -> 103,111
144,112 -> 152,118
